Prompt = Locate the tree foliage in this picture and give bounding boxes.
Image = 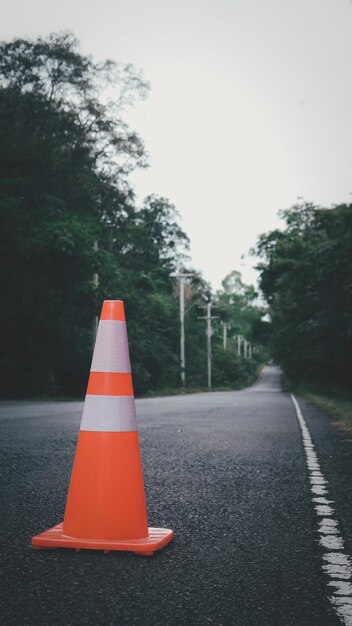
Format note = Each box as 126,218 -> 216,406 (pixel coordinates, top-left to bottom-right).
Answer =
255,202 -> 352,391
0,32 -> 158,395
216,270 -> 263,339
0,32 -> 264,397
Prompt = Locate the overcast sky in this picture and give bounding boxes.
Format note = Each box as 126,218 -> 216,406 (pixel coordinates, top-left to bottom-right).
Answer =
1,0 -> 352,289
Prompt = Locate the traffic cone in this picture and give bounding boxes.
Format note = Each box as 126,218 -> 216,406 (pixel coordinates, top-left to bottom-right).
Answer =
32,300 -> 174,555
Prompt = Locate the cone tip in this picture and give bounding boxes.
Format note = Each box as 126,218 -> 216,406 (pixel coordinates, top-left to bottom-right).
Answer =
100,300 -> 126,321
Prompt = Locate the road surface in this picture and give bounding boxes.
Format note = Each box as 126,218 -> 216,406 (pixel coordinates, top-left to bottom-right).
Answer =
1,366 -> 352,625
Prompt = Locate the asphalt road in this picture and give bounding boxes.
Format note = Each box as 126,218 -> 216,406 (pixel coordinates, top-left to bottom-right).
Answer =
1,366 -> 352,625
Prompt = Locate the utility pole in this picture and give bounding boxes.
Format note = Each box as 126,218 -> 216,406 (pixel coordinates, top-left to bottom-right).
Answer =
177,273 -> 193,386
222,322 -> 228,350
237,334 -> 242,357
198,302 -> 219,389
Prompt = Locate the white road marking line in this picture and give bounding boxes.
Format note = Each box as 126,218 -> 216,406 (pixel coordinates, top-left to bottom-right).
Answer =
291,394 -> 352,625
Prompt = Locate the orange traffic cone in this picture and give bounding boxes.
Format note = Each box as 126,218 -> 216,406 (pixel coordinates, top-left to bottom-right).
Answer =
32,300 -> 174,555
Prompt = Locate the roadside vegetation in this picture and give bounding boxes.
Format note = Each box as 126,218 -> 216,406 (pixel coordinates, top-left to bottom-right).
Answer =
0,32 -> 268,398
292,387 -> 352,430
254,202 -> 352,425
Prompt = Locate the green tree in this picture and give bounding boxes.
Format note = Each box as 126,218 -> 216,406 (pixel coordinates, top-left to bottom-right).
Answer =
255,202 -> 352,391
0,32 -> 149,395
103,195 -> 191,394
216,270 -> 262,341
179,270 -> 267,390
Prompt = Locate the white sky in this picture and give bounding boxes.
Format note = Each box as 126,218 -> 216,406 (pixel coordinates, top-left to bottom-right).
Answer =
1,0 -> 352,289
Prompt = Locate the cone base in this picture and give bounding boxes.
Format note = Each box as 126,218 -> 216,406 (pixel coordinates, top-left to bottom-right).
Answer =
32,522 -> 173,556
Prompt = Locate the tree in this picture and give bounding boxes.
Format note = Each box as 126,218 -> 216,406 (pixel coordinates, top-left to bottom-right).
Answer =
216,270 -> 263,341
0,32 -> 149,395
255,202 -> 352,391
103,195 -> 191,395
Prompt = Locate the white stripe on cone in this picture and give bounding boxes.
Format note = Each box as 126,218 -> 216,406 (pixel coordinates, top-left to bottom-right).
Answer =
90,320 -> 131,373
80,395 -> 137,432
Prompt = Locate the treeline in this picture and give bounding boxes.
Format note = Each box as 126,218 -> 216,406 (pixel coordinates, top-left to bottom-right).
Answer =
255,202 -> 352,392
0,32 -> 267,397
